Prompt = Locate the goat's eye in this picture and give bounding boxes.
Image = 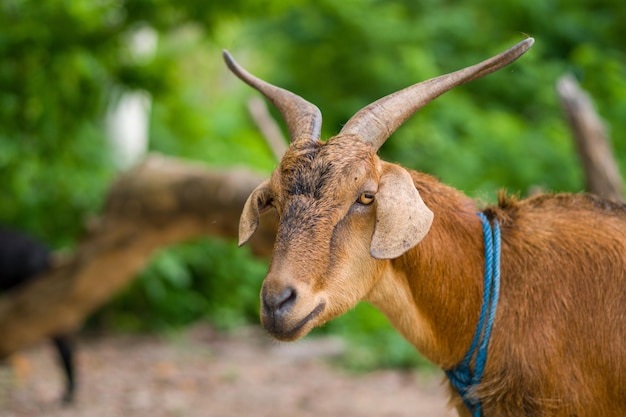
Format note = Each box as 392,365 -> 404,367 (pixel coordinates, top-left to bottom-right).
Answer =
358,192 -> 375,205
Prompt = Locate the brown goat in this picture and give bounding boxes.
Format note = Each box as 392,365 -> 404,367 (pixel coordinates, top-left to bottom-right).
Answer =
224,39 -> 626,416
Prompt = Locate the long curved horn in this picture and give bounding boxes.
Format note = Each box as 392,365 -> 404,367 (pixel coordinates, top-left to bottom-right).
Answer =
339,38 -> 534,150
223,50 -> 322,143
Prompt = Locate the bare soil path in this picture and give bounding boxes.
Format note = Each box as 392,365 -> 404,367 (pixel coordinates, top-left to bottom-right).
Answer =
1,325 -> 455,417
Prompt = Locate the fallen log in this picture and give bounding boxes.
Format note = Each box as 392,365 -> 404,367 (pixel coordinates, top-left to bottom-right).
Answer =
0,154 -> 276,357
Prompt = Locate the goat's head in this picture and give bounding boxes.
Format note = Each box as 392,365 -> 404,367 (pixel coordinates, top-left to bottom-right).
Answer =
224,39 -> 533,341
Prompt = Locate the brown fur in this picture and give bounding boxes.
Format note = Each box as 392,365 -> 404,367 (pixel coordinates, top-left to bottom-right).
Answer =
240,136 -> 626,416
477,192 -> 626,416
393,178 -> 626,416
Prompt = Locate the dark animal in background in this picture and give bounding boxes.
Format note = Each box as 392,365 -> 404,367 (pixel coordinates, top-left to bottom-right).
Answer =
0,228 -> 75,404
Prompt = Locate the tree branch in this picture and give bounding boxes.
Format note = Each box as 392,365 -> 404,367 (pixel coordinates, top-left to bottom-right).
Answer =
557,74 -> 623,201
247,97 -> 289,160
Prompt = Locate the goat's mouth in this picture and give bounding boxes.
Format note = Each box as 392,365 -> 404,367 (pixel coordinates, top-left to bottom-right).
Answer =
263,302 -> 326,341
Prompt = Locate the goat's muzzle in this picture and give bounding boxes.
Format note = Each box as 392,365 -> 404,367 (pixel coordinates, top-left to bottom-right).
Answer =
260,285 -> 326,341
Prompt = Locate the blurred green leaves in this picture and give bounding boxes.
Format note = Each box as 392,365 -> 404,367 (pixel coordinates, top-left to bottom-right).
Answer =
97,238 -> 267,331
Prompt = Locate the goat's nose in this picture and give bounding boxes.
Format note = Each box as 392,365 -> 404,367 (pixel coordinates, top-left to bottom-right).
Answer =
262,286 -> 297,317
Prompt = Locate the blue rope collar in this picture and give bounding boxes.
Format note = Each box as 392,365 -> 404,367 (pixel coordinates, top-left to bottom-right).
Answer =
445,212 -> 501,417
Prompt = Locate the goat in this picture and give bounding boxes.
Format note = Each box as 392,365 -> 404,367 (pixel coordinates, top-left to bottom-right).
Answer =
224,38 -> 626,417
0,228 -> 75,404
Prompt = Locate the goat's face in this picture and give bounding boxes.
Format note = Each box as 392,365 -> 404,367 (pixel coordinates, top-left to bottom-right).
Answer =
226,38 -> 533,340
239,136 -> 433,340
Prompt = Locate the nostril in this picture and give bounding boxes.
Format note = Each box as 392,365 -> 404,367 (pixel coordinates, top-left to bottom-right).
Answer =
276,287 -> 297,312
263,286 -> 297,315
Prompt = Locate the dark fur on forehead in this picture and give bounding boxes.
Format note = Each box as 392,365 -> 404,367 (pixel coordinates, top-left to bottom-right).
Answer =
279,138 -> 376,200
279,140 -> 325,198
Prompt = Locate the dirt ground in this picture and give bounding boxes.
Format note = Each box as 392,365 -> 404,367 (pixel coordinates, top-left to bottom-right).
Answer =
0,325 -> 455,417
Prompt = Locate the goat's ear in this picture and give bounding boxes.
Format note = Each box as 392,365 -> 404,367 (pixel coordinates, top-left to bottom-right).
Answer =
239,180 -> 272,246
370,164 -> 433,259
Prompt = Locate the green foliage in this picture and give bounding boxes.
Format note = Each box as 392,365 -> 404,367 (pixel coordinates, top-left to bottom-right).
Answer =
0,1 -> 119,245
95,238 -> 267,331
3,0 -> 626,370
147,28 -> 277,171
242,0 -> 625,197
0,0 -> 270,246
318,303 -> 433,371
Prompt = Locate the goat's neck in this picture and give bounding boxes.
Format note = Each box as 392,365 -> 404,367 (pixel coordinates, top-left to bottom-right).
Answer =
365,172 -> 485,369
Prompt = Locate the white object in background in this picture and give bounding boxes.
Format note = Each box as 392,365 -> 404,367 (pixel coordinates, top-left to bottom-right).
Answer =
106,26 -> 158,169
